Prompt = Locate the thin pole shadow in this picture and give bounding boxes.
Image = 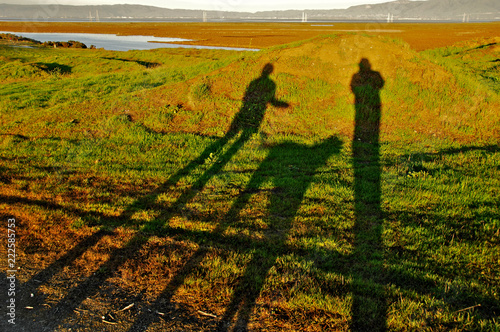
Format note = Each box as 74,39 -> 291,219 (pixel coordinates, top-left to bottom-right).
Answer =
22,63 -> 288,330
350,58 -> 387,331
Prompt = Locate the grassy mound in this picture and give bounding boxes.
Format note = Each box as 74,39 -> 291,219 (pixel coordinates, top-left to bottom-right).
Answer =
136,34 -> 500,143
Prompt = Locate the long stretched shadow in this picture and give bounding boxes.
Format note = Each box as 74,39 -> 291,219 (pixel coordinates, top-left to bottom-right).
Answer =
19,63 -> 288,330
350,58 -> 386,331
217,136 -> 342,330
126,136 -> 342,332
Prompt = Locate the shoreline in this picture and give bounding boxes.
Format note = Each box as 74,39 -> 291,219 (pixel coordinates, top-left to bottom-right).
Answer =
0,21 -> 499,51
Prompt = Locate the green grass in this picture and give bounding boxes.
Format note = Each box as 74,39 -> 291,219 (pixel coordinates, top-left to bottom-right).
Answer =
0,35 -> 499,331
421,40 -> 500,95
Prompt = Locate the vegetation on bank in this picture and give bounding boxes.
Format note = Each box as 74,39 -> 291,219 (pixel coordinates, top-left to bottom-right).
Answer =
0,32 -> 90,48
0,32 -> 498,331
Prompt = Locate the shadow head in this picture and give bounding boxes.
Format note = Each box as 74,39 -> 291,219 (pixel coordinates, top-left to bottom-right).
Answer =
262,63 -> 274,76
359,58 -> 372,72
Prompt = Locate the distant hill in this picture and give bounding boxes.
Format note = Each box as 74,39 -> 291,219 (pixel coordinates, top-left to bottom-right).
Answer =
0,0 -> 498,22
343,0 -> 500,21
0,4 -> 206,21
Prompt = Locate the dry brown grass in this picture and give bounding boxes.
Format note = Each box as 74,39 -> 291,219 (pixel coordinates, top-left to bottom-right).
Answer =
136,33 -> 499,143
1,21 -> 500,51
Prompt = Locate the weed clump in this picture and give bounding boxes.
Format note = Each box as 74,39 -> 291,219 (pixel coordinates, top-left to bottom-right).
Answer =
190,76 -> 212,102
0,33 -> 41,44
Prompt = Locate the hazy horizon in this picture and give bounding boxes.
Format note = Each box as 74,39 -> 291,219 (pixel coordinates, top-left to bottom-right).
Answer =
0,0 -> 424,12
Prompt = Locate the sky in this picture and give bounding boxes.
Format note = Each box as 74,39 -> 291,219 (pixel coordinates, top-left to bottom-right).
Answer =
4,0 -> 408,12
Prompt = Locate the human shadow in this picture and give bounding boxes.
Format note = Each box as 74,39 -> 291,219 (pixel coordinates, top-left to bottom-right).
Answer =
217,136 -> 343,331
124,62 -> 288,222
121,63 -> 291,331
350,58 -> 386,331
227,63 -> 288,137
136,62 -> 288,197
185,62 -> 288,169
125,136 -> 342,332
19,63 -> 288,330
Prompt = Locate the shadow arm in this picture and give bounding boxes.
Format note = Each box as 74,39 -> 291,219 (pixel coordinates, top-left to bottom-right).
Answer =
270,97 -> 289,108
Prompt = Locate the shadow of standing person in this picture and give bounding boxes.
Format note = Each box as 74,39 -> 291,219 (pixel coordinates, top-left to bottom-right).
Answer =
350,58 -> 387,331
351,58 -> 383,148
154,63 -> 288,193
18,63 -> 288,332
172,62 -> 289,199
227,63 -> 288,140
217,136 -> 342,331
118,64 -> 288,332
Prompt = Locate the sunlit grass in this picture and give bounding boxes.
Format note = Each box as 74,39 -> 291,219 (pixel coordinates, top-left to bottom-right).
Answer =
0,34 -> 499,330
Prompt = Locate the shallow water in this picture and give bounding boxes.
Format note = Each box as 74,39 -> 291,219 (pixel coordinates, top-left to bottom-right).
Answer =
0,31 -> 260,52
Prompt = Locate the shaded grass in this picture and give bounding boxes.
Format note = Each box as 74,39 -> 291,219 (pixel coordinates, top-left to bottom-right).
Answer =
2,131 -> 499,330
